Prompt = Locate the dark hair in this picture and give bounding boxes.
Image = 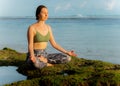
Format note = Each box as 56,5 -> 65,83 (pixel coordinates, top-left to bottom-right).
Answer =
36,5 -> 47,20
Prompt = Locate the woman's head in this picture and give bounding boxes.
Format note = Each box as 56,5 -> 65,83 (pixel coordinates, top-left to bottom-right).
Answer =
36,5 -> 48,21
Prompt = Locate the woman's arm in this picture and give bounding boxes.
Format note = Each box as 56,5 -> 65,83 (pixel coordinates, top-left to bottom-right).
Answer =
48,25 -> 77,57
27,26 -> 36,62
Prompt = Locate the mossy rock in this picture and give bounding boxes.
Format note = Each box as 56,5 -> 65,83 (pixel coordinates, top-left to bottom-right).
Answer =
1,48 -> 120,86
0,47 -> 26,66
11,57 -> 120,86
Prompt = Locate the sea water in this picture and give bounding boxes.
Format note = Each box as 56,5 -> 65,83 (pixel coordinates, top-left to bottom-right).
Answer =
0,66 -> 26,86
0,17 -> 120,64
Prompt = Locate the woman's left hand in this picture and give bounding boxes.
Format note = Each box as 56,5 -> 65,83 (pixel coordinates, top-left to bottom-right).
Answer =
67,51 -> 77,57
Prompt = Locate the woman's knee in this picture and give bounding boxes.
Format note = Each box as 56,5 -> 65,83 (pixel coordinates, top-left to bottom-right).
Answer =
34,59 -> 47,69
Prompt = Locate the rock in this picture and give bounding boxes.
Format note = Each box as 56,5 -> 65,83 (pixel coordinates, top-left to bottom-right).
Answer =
1,48 -> 120,86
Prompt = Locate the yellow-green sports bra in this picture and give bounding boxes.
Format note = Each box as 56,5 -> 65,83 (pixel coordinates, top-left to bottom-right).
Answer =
34,31 -> 50,43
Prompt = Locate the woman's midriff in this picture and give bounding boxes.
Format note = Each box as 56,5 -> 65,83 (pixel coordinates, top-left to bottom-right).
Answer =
33,42 -> 48,50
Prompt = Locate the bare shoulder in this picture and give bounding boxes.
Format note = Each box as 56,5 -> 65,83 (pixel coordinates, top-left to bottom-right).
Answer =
46,24 -> 52,32
28,23 -> 36,32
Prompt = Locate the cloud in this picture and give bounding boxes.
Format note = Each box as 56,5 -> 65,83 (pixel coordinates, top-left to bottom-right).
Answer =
55,3 -> 71,12
55,6 -> 61,12
65,3 -> 71,10
76,14 -> 84,17
54,1 -> 87,14
79,1 -> 87,8
106,0 -> 116,10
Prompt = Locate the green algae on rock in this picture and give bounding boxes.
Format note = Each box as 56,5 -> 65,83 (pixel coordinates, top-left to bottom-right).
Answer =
1,48 -> 120,86
0,47 -> 26,66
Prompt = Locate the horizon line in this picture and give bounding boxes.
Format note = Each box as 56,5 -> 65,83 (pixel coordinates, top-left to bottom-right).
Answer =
0,15 -> 120,19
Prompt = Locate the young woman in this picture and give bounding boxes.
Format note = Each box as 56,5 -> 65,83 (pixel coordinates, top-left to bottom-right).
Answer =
26,5 -> 77,69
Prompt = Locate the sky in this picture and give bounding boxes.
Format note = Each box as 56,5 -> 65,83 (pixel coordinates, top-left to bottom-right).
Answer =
0,0 -> 120,18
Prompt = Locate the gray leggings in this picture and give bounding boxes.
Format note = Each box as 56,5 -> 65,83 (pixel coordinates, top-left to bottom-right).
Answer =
26,49 -> 71,69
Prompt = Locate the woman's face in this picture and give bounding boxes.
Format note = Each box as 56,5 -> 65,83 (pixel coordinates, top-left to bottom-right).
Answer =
38,8 -> 48,21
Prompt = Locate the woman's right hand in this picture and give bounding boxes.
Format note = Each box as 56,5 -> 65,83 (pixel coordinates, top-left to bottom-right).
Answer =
30,56 -> 36,63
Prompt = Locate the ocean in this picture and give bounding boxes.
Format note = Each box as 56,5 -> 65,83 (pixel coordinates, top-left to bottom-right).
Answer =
0,17 -> 120,64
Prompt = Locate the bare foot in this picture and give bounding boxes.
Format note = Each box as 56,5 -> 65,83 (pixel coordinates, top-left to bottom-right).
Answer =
38,56 -> 48,63
47,63 -> 54,66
